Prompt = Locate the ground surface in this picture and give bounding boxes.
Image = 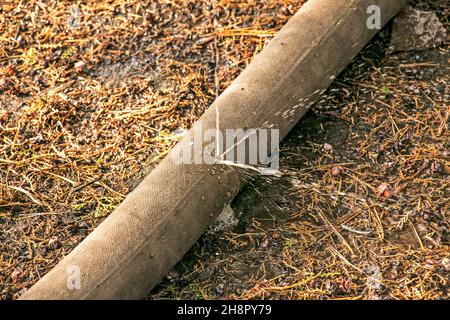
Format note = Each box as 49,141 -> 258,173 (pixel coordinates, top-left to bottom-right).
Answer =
1,1 -> 449,300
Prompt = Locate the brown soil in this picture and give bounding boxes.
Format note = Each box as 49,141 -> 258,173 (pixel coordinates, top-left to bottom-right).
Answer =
149,4 -> 449,300
1,0 -> 448,300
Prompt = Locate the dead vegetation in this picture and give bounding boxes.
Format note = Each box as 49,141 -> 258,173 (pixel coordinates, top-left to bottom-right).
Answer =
0,0 -> 448,300
0,0 -> 304,299
149,2 -> 449,300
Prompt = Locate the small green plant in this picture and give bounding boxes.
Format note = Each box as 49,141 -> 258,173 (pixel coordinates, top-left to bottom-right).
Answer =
381,86 -> 391,95
93,197 -> 118,218
61,46 -> 77,59
71,203 -> 85,211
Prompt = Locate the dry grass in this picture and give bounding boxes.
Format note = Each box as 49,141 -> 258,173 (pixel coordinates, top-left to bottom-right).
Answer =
1,0 -> 448,300
0,0 -> 305,299
149,1 -> 449,300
